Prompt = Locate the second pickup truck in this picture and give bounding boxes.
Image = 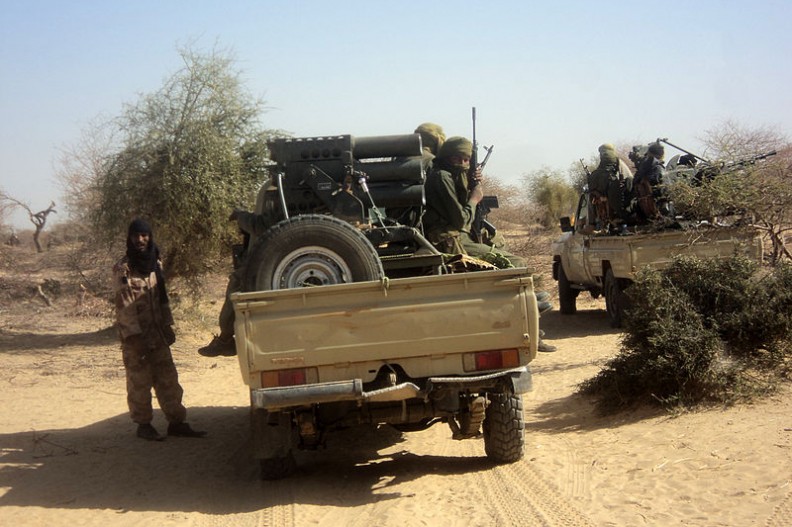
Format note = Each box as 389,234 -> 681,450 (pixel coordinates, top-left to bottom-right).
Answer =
552,191 -> 763,327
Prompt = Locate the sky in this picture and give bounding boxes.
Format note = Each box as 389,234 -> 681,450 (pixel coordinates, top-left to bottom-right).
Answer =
2,0 -> 791,229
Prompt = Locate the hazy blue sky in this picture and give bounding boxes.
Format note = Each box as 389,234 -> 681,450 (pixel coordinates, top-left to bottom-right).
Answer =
2,0 -> 791,228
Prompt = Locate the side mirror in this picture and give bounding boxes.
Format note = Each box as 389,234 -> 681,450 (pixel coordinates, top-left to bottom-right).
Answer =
559,216 -> 573,233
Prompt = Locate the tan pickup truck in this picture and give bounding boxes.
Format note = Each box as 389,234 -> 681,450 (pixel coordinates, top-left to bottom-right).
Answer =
232,269 -> 539,479
551,191 -> 762,327
229,133 -> 541,479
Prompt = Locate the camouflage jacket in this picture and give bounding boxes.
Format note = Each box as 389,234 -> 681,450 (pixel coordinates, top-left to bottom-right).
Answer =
112,256 -> 174,346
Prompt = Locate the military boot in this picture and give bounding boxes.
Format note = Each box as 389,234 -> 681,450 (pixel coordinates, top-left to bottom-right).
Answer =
167,422 -> 207,438
137,423 -> 165,441
198,334 -> 236,357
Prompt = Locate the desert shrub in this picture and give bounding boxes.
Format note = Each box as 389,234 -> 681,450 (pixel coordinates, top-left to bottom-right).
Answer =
661,255 -> 756,336
580,256 -> 792,413
483,176 -> 539,226
730,262 -> 792,360
579,269 -> 728,412
520,169 -> 578,228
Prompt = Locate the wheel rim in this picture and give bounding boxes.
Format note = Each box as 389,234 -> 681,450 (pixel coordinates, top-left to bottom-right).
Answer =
270,246 -> 352,289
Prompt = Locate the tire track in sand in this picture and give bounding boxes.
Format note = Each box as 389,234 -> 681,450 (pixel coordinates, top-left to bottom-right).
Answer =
765,484 -> 792,527
458,436 -> 595,526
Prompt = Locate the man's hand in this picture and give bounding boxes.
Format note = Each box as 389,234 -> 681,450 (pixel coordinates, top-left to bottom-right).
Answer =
228,209 -> 242,222
469,184 -> 485,206
472,166 -> 484,183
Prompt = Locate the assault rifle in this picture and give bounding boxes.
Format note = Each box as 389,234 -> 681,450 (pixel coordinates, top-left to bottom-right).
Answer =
469,107 -> 496,243
579,158 -> 591,179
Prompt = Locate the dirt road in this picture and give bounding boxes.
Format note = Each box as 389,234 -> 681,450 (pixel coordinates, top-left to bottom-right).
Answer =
2,289 -> 791,526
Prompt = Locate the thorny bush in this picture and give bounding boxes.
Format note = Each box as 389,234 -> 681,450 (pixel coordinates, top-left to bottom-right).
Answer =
579,256 -> 792,413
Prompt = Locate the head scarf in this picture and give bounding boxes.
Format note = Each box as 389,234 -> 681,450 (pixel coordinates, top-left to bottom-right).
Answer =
414,122 -> 446,155
598,143 -> 619,165
648,142 -> 665,158
126,218 -> 168,304
437,136 -> 473,160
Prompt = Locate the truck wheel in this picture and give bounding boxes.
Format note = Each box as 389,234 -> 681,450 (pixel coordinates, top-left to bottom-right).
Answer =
260,452 -> 297,481
244,214 -> 384,291
557,264 -> 578,315
604,269 -> 628,328
252,409 -> 298,480
483,392 -> 525,463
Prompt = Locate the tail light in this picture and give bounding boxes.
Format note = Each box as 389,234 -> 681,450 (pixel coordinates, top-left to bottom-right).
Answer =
463,349 -> 520,372
261,368 -> 318,388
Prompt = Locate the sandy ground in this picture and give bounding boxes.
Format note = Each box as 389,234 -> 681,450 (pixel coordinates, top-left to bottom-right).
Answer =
1,244 -> 792,526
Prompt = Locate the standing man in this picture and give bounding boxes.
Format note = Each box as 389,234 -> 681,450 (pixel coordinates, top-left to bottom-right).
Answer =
113,218 -> 206,441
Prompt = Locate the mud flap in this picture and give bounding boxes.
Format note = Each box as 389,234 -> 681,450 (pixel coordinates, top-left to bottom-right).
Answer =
251,409 -> 296,459
509,368 -> 533,395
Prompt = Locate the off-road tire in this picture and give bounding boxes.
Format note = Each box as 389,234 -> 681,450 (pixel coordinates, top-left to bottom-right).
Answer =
243,214 -> 384,291
483,392 -> 525,463
260,452 -> 297,481
557,263 -> 578,315
251,409 -> 299,480
604,268 -> 631,328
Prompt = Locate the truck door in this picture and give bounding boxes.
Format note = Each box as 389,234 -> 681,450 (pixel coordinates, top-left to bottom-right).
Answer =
575,191 -> 600,282
564,192 -> 590,283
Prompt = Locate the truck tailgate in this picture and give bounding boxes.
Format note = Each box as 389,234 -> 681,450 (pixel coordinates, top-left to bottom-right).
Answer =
232,268 -> 538,386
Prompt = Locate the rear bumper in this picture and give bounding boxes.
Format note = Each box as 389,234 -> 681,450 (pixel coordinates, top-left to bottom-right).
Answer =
250,366 -> 532,410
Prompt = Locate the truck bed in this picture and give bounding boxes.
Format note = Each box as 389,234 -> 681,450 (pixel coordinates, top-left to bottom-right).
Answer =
581,226 -> 761,281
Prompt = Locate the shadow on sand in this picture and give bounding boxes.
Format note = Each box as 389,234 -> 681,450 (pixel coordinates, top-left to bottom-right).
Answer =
0,405 -> 494,514
0,326 -> 117,354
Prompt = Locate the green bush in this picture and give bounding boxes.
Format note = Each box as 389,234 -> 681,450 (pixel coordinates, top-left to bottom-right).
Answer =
580,256 -> 792,413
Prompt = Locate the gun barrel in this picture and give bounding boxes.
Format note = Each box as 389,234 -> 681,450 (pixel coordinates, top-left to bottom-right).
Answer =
658,137 -> 711,164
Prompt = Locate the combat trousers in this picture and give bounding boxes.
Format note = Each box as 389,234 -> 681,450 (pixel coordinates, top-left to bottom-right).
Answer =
121,335 -> 187,425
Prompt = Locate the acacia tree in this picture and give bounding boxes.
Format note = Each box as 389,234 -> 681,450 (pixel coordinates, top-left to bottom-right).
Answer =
90,45 -> 282,279
56,118 -> 117,233
0,192 -> 57,252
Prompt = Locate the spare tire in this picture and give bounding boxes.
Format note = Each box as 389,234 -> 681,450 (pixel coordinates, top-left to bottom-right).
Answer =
243,214 -> 384,292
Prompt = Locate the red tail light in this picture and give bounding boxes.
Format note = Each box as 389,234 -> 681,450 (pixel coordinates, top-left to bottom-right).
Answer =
465,349 -> 520,372
261,368 -> 317,387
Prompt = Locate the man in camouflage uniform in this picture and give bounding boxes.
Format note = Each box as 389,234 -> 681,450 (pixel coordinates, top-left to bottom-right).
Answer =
114,219 -> 206,441
422,137 -> 556,351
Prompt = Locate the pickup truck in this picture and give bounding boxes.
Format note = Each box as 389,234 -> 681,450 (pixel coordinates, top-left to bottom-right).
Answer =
231,133 -> 540,479
551,190 -> 762,327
